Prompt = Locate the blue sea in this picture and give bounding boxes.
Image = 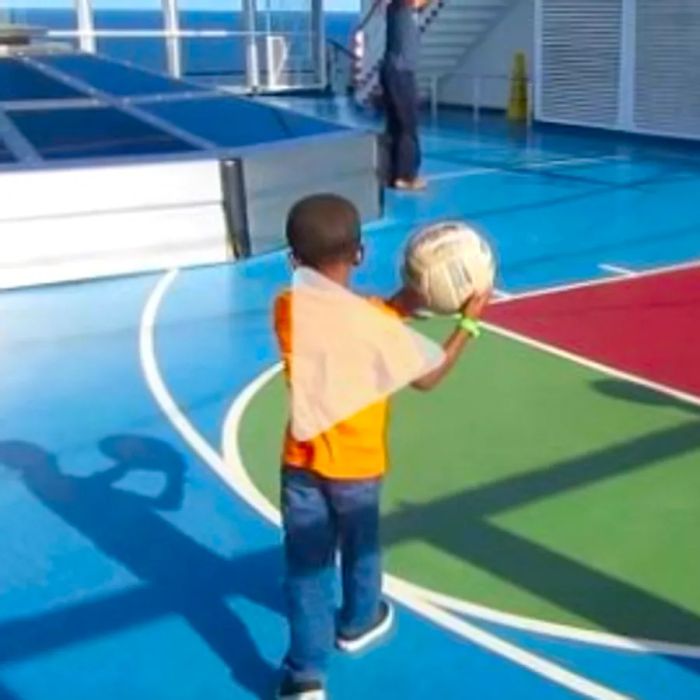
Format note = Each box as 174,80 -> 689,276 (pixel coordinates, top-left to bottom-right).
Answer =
10,9 -> 357,77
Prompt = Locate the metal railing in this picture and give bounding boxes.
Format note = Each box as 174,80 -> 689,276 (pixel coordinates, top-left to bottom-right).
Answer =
428,71 -> 534,125
42,27 -> 321,91
326,38 -> 354,94
1,1 -> 326,94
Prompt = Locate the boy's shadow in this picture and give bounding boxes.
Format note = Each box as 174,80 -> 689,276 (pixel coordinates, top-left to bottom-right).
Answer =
0,436 -> 283,698
593,378 -> 700,415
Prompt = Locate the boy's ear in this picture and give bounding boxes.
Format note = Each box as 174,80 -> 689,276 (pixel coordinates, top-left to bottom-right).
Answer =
288,251 -> 300,269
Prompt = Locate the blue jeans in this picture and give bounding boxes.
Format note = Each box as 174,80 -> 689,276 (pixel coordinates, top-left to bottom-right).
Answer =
281,467 -> 383,683
381,62 -> 421,181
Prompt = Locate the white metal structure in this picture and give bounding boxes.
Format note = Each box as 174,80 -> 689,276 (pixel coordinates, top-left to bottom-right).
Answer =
0,0 -> 325,93
0,159 -> 230,289
352,0 -> 517,105
536,0 -> 700,140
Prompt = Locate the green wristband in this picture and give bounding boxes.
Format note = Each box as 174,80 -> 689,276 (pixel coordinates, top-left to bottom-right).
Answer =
458,316 -> 482,338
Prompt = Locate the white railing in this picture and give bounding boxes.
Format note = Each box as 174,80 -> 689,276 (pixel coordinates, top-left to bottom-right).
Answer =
428,71 -> 534,125
351,0 -> 385,98
1,0 -> 325,94
42,28 -> 318,92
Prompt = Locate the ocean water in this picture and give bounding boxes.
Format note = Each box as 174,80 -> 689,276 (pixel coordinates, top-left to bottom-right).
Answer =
7,9 -> 357,77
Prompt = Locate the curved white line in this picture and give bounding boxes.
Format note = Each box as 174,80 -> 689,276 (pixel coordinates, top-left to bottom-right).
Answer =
495,257 -> 700,304
221,373 -> 631,700
140,270 -> 631,700
224,362 -> 700,659
408,585 -> 700,659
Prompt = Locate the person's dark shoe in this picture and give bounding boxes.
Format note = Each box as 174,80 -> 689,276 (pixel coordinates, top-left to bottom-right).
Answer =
336,600 -> 395,653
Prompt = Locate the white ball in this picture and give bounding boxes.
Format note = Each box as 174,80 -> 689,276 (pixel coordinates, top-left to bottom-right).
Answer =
403,221 -> 495,315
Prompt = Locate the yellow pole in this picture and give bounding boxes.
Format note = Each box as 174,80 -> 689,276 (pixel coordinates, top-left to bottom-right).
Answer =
507,51 -> 528,122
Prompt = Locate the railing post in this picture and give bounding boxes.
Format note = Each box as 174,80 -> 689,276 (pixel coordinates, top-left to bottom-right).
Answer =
473,75 -> 481,124
311,0 -> 326,89
162,0 -> 182,78
352,30 -> 364,96
243,0 -> 260,92
74,0 -> 95,53
430,74 -> 439,122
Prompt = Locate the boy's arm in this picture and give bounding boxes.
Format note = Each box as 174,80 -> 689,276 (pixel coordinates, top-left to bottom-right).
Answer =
410,291 -> 490,392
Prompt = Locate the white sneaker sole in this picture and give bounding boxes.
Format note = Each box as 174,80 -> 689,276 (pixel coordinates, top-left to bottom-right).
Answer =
336,602 -> 395,653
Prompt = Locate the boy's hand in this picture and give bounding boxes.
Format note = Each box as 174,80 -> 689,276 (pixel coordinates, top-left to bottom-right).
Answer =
411,287 -> 490,392
461,288 -> 492,320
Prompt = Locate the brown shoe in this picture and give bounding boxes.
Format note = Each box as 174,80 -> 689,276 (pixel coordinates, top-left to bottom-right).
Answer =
393,177 -> 427,191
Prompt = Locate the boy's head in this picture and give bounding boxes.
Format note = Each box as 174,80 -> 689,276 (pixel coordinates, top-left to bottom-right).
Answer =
286,194 -> 362,271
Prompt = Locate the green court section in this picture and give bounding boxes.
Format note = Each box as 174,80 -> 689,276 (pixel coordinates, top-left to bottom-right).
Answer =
238,318 -> 700,645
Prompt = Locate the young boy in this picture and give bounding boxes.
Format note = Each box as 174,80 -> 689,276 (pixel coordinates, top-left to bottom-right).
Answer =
274,194 -> 489,700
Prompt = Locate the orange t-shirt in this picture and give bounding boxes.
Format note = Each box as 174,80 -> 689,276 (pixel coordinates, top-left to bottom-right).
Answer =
273,289 -> 401,480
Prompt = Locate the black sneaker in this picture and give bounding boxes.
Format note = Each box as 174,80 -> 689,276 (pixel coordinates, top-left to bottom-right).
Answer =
336,600 -> 395,653
276,676 -> 326,700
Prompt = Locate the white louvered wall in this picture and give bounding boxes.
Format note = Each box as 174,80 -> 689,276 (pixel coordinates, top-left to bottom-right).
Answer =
538,0 -> 623,128
536,0 -> 700,139
635,0 -> 700,138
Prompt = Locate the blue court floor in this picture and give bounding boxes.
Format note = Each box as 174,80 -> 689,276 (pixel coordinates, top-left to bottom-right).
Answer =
2,101 -> 700,699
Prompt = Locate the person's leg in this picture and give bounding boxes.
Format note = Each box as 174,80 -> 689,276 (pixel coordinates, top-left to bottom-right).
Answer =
380,64 -> 401,184
406,70 -> 422,178
330,477 -> 392,650
280,468 -> 337,694
391,70 -> 422,186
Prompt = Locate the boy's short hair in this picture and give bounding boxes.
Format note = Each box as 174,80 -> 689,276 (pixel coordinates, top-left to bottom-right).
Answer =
286,194 -> 361,268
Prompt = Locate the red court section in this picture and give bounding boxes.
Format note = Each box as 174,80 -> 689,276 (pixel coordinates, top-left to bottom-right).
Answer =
488,265 -> 700,398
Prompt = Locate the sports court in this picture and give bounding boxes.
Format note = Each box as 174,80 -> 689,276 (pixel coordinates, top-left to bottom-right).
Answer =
2,94 -> 700,699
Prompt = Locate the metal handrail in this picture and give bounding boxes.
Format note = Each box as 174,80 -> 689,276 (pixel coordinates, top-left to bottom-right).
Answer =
327,37 -> 354,61
47,29 -> 310,39
428,71 -> 534,126
326,38 -> 355,94
354,0 -> 387,36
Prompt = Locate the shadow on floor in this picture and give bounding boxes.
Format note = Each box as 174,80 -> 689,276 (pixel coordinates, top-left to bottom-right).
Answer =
0,435 -> 284,699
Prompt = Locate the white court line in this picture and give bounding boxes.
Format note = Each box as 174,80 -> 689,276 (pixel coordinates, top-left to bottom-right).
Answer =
598,264 -> 635,277
426,166 -> 499,182
523,155 -> 629,171
140,271 -> 631,700
409,584 -> 700,660
494,258 -> 700,305
484,321 -> 700,409
224,356 -> 700,659
426,155 -> 629,184
221,367 -> 630,700
493,288 -> 513,299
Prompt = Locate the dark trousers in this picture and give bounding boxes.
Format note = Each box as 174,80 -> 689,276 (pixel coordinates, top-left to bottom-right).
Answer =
281,467 -> 383,683
381,62 -> 421,182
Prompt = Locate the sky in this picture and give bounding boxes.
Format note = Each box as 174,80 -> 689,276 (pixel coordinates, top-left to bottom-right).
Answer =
1,0 -> 360,11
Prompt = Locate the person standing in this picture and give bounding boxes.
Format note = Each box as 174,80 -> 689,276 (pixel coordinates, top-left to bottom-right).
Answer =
381,0 -> 429,191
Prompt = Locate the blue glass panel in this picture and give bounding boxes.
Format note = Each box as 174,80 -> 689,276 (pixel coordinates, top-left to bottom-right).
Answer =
9,106 -> 197,160
143,96 -> 346,149
39,54 -> 203,97
0,58 -> 85,102
96,38 -> 168,75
